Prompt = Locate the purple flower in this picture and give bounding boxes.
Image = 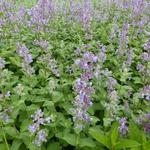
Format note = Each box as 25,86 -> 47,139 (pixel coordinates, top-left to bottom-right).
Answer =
5,91 -> 11,97
0,57 -> 6,69
31,109 -> 44,122
144,39 -> 150,51
141,52 -> 150,62
140,85 -> 150,101
107,77 -> 117,91
72,51 -> 97,130
29,109 -> 51,146
34,40 -> 49,52
119,117 -> 128,135
136,64 -> 145,73
79,0 -> 93,30
33,130 -> 48,146
27,0 -> 56,32
117,23 -> 129,56
38,54 -> 60,77
16,43 -> 35,75
29,123 -> 39,134
16,43 -> 33,64
139,113 -> 150,133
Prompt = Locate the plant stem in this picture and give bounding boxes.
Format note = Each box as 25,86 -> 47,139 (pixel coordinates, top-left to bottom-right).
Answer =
76,133 -> 80,147
3,131 -> 10,150
0,121 -> 9,150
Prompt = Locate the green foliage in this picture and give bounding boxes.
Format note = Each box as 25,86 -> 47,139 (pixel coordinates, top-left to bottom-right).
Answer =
0,0 -> 150,149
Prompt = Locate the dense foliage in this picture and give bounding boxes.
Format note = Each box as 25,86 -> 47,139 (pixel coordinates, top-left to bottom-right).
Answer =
0,0 -> 150,149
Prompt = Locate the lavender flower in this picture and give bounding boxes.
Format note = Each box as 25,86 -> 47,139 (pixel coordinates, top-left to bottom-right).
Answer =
0,57 -> 6,69
5,91 -> 11,97
141,52 -> 150,62
144,39 -> 150,51
16,43 -> 33,64
29,123 -> 40,134
38,53 -> 60,77
79,0 -> 93,30
139,113 -> 150,133
119,117 -> 128,136
107,77 -> 117,92
117,23 -> 129,56
123,49 -> 133,69
16,43 -> 34,75
27,0 -> 56,32
72,51 -> 97,130
34,40 -> 49,52
136,64 -> 145,73
140,85 -> 150,101
33,130 -> 48,147
29,109 -> 51,146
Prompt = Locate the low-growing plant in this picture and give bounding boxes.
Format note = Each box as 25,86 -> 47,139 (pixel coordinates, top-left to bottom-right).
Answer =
0,0 -> 150,150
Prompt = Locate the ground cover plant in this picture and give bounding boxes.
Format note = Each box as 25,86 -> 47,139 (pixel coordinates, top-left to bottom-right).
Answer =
0,0 -> 150,149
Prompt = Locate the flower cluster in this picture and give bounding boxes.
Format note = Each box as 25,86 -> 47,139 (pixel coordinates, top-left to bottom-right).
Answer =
140,85 -> 150,101
141,39 -> 150,62
79,0 -> 93,30
119,117 -> 128,136
29,109 -> 51,146
38,53 -> 60,77
16,43 -> 35,75
0,57 -> 6,69
122,49 -> 133,70
34,39 -> 49,52
94,45 -> 107,78
72,51 -> 97,130
104,76 -> 120,126
27,0 -> 56,32
117,23 -> 130,56
138,113 -> 150,133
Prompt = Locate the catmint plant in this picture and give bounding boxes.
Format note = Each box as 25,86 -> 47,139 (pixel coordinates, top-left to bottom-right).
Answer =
72,51 -> 97,131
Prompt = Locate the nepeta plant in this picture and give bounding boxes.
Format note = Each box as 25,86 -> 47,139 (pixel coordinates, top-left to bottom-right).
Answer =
0,0 -> 150,149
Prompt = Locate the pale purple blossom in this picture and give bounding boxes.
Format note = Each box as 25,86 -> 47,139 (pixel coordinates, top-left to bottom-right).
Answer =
16,43 -> 33,64
29,123 -> 40,134
5,91 -> 11,97
27,0 -> 56,32
34,40 -> 49,52
140,85 -> 150,101
119,117 -> 128,135
0,57 -> 6,69
33,130 -> 48,146
72,51 -> 97,130
29,109 -> 51,146
136,64 -> 145,73
141,52 -> 150,62
139,113 -> 150,133
79,0 -> 93,30
117,23 -> 129,56
16,43 -> 35,75
38,54 -> 60,77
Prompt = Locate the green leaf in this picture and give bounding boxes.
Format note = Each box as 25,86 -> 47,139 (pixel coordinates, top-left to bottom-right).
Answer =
89,128 -> 111,149
79,138 -> 96,148
11,139 -> 22,150
129,121 -> 141,142
0,144 -> 7,150
62,133 -> 76,146
4,126 -> 18,138
111,123 -> 119,146
115,139 -> 141,149
47,142 -> 61,150
143,141 -> 150,150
